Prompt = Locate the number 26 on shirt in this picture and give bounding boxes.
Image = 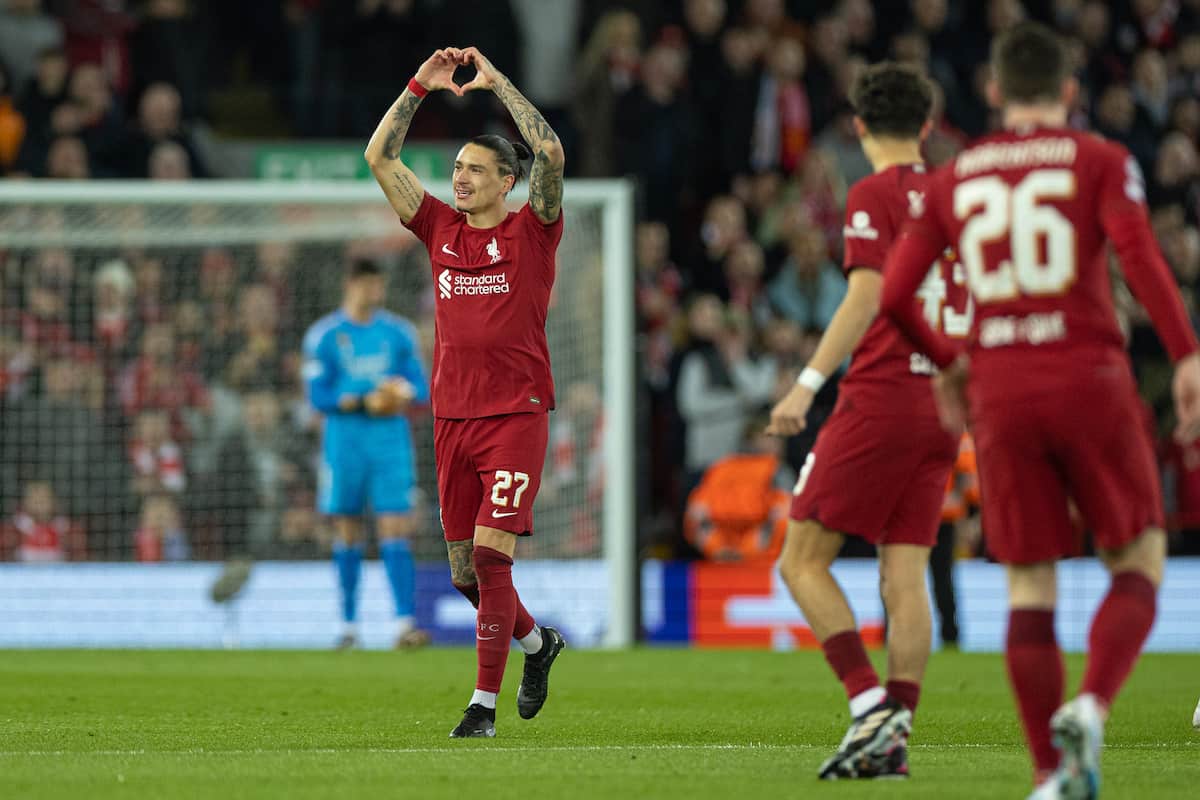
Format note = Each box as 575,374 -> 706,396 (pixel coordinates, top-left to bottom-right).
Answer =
954,169 -> 1077,302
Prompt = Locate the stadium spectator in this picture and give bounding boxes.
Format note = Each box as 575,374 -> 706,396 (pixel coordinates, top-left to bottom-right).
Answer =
129,0 -> 203,122
0,0 -> 62,92
722,240 -> 771,325
573,10 -> 640,179
0,480 -> 85,561
675,294 -> 776,485
220,387 -> 307,554
223,283 -> 285,392
767,225 -> 847,331
43,134 -> 88,177
692,194 -> 748,296
91,258 -> 136,360
129,252 -> 167,325
1,349 -> 116,522
510,0 -> 581,171
122,81 -> 206,177
1172,31 -> 1200,100
196,247 -> 238,372
20,248 -> 74,353
56,0 -> 135,96
684,419 -> 791,563
716,26 -> 766,182
13,45 -> 66,149
118,321 -> 210,439
750,33 -> 811,175
1154,131 -> 1200,221
128,407 -> 185,497
1094,82 -> 1159,172
636,221 -> 684,391
133,491 -> 187,561
146,139 -> 189,179
66,62 -> 125,175
614,40 -> 694,225
253,241 -> 298,336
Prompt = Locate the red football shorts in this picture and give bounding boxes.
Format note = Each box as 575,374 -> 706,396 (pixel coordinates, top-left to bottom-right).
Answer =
970,360 -> 1162,565
434,412 -> 549,542
789,398 -> 958,547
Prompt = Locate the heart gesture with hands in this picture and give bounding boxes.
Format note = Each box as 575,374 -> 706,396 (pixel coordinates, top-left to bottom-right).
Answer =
414,47 -> 504,97
413,48 -> 467,96
457,47 -> 503,93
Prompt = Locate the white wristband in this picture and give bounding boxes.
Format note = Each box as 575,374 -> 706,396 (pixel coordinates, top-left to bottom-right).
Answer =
796,367 -> 826,393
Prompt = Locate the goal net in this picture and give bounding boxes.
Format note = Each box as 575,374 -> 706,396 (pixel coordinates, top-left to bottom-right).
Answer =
0,179 -> 634,647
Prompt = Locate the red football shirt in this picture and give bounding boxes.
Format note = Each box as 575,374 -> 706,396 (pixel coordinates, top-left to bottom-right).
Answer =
882,126 -> 1198,388
840,163 -> 970,415
404,193 -> 563,419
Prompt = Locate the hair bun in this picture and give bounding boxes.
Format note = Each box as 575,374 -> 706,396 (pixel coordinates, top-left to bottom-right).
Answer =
511,141 -> 533,160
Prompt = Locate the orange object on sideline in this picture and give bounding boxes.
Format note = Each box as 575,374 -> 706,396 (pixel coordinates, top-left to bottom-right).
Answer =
684,453 -> 789,563
941,433 -> 979,522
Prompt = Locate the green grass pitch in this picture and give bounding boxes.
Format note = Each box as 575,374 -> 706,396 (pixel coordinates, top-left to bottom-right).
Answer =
1,648 -> 1197,799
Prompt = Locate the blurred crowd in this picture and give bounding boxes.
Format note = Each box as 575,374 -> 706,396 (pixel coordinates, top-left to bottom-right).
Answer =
1,0 -> 1200,560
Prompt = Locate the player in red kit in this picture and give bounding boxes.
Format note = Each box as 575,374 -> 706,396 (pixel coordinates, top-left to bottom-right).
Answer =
880,23 -> 1200,799
766,63 -> 971,780
365,46 -> 566,738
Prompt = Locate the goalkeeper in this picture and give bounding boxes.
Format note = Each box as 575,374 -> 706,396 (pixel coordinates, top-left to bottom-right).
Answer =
302,259 -> 431,649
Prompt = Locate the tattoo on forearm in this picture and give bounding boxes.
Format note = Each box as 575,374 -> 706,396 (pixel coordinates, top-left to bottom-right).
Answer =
530,151 -> 564,220
381,90 -> 423,160
390,170 -> 423,210
446,540 -> 476,586
494,77 -> 564,220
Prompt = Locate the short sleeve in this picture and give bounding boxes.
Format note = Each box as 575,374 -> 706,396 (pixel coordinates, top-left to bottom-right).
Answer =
403,192 -> 461,245
842,180 -> 893,274
519,202 -> 564,250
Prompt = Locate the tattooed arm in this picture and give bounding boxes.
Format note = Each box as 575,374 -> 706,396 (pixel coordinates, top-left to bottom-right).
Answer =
461,47 -> 565,224
365,49 -> 463,223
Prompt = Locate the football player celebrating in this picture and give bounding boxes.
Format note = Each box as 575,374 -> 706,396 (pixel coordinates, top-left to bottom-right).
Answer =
365,47 -> 567,738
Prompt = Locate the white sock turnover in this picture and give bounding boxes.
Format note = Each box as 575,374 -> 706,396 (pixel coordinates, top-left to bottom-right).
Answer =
470,689 -> 498,710
848,686 -> 886,718
518,625 -> 543,655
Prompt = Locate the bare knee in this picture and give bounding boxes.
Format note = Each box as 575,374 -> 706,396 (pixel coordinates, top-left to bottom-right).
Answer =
1100,528 -> 1166,588
1006,562 -> 1057,609
777,519 -> 843,588
333,518 -> 361,546
878,544 -> 929,607
377,514 -> 416,542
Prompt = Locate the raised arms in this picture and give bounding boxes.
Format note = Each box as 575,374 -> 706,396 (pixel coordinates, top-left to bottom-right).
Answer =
364,50 -> 463,223
460,47 -> 565,224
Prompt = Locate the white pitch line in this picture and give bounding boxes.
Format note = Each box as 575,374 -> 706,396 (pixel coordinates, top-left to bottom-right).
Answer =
0,742 -> 1195,757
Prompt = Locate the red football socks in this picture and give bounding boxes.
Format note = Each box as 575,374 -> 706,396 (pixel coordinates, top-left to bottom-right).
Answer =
513,589 -> 536,641
453,579 -> 536,642
1006,609 -> 1063,775
822,630 -> 881,699
474,546 -> 517,693
887,679 -> 921,714
453,581 -> 480,608
1081,571 -> 1157,709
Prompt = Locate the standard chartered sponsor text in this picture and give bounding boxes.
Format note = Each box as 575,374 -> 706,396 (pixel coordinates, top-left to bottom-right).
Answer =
453,272 -> 511,295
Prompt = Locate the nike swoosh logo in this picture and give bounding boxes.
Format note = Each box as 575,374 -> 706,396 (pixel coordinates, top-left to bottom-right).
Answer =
476,635 -> 497,640
491,510 -> 518,518
441,244 -> 459,257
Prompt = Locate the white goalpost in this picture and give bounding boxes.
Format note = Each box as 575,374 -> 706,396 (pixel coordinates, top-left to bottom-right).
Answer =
0,178 -> 636,649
